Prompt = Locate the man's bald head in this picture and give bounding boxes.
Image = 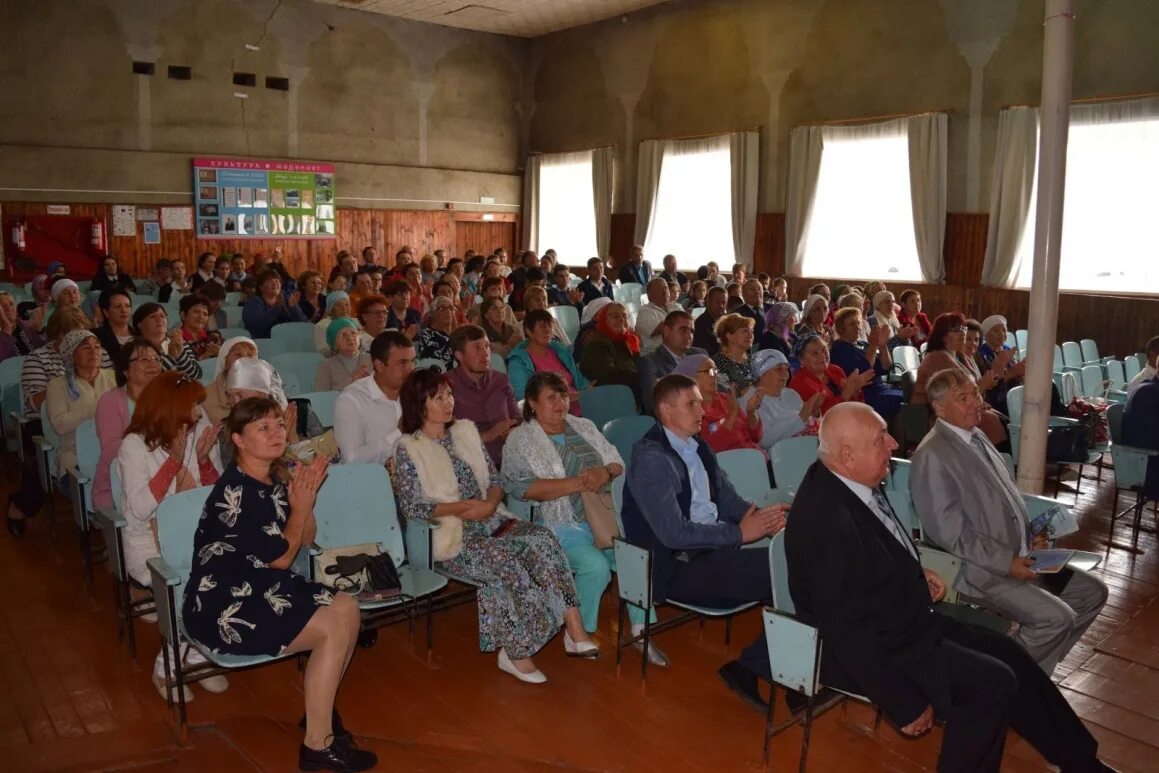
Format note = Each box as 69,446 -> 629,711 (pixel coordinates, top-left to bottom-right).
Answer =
818,403 -> 897,487
646,276 -> 670,305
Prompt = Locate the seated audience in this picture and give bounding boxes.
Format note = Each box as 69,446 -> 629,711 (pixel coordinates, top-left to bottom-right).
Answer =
93,288 -> 134,356
712,313 -> 757,393
403,264 -> 430,317
683,280 -> 707,309
788,333 -> 873,416
313,291 -> 352,356
510,267 -> 547,313
242,270 -> 307,338
736,279 -> 766,337
572,296 -> 609,363
523,285 -> 570,346
182,397 -> 376,772
786,402 -> 1108,773
705,261 -> 727,288
502,373 -> 666,664
228,253 -> 248,290
675,354 -> 762,454
118,371 -> 226,701
760,302 -> 798,358
133,302 -> 201,380
0,290 -> 45,362
17,274 -> 52,325
911,367 -> 1108,674
913,312 -> 1006,446
134,259 -> 174,302
393,368 -> 595,683
692,286 -> 728,355
1123,366 -> 1159,504
335,331 -> 414,465
178,294 -> 222,361
198,281 -> 228,331
347,271 -> 374,310
315,319 -> 371,392
48,276 -> 82,322
507,309 -> 588,406
743,350 -> 823,452
170,260 -> 190,294
622,374 -> 788,707
962,319 -> 1010,404
830,307 -> 904,422
547,264 -> 580,309
1129,335 -> 1159,390
897,289 -> 932,348
417,296 -> 458,371
90,255 -> 137,295
211,256 -> 232,289
479,296 -> 522,357
447,325 -> 520,466
836,292 -> 870,342
638,310 -> 704,415
795,294 -> 834,345
868,290 -> 918,350
296,270 -> 326,323
189,252 -> 217,292
45,329 -> 115,482
356,294 -> 391,352
618,245 -> 653,286
973,316 -> 1025,414
93,337 -> 162,511
467,277 -> 519,329
658,253 -> 688,290
770,276 -> 789,303
203,336 -> 258,423
634,278 -> 683,355
579,302 -> 640,401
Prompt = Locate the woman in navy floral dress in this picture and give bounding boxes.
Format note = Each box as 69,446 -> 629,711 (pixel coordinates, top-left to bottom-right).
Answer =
182,396 -> 376,772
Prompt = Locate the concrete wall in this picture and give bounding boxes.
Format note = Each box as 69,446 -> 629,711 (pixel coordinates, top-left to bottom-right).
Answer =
527,0 -> 1159,213
0,0 -> 527,209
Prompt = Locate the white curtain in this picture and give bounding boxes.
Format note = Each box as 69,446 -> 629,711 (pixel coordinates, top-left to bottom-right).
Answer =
633,139 -> 665,248
592,146 -> 614,259
981,106 -> 1038,288
907,112 -> 948,283
730,131 -> 760,266
521,154 -> 542,251
783,125 -> 824,277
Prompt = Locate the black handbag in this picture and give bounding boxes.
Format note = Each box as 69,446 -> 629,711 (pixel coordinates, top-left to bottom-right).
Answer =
324,551 -> 402,598
1045,423 -> 1090,463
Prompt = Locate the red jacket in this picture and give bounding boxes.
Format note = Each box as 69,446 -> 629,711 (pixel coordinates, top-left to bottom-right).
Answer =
789,364 -> 863,415
701,392 -> 763,454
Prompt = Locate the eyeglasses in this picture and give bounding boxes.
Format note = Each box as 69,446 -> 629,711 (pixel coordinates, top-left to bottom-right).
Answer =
697,367 -> 718,377
130,355 -> 162,364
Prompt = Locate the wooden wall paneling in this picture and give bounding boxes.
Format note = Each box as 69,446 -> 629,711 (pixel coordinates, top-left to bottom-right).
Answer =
455,220 -> 517,261
608,213 -> 636,269
753,212 -> 785,277
943,213 -> 989,287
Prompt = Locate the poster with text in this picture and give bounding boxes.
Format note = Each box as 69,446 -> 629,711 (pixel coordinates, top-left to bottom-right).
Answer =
192,157 -> 336,239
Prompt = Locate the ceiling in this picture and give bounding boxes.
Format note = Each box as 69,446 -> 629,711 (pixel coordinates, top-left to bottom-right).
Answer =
311,0 -> 672,38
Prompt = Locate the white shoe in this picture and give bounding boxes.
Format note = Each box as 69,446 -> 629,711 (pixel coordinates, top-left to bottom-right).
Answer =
153,672 -> 194,703
497,649 -> 546,684
563,630 -> 599,658
180,645 -> 230,694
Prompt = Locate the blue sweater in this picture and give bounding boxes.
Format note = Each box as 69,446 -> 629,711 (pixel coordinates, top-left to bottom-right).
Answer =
242,296 -> 307,338
506,339 -> 589,400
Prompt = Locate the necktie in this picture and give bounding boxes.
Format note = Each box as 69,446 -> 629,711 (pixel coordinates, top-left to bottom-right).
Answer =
969,433 -> 1029,550
870,487 -> 918,559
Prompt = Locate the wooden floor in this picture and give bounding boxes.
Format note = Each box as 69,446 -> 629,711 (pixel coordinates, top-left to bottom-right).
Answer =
2,462 -> 1158,772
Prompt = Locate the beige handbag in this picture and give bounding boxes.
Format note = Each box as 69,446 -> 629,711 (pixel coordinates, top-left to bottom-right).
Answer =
580,488 -> 619,549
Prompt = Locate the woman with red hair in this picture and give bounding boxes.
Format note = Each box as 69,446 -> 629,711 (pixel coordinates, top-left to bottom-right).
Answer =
116,370 -> 226,701
578,302 -> 640,403
913,312 -> 1006,445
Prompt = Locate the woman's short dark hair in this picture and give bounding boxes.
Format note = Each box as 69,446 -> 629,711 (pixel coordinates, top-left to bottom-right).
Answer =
398,368 -> 453,434
98,287 -> 131,311
114,336 -> 162,387
899,288 -> 920,304
964,318 -> 982,335
927,312 -> 966,352
523,371 -> 568,422
132,302 -> 166,330
179,293 -> 210,315
257,269 -> 281,287
522,308 -> 553,334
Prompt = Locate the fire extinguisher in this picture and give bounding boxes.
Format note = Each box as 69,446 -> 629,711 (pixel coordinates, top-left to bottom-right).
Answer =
91,220 -> 105,253
11,221 -> 26,252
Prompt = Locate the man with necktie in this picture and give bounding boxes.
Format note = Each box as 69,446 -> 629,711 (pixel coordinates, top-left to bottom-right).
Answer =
618,244 -> 654,286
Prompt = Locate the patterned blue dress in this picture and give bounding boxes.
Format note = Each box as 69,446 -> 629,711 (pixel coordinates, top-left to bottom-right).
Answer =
393,435 -> 578,660
182,464 -> 334,657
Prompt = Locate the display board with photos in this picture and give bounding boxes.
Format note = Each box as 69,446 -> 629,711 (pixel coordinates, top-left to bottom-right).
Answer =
193,157 -> 337,239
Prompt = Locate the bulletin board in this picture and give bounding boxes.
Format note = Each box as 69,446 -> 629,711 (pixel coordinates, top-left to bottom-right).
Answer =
192,157 -> 336,239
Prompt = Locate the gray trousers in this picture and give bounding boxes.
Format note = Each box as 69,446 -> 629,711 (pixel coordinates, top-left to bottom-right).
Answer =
964,568 -> 1108,674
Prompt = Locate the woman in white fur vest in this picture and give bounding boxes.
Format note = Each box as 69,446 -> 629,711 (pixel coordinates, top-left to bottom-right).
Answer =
392,367 -> 597,684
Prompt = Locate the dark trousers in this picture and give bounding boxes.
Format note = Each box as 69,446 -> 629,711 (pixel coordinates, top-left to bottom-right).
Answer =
10,418 -> 46,518
664,546 -> 771,681
916,618 -> 1098,773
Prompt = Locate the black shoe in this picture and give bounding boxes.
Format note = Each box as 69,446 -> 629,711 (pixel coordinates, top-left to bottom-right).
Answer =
298,709 -> 352,742
717,660 -> 768,712
784,687 -> 843,717
6,516 -> 25,538
299,735 -> 377,772
357,629 -> 377,649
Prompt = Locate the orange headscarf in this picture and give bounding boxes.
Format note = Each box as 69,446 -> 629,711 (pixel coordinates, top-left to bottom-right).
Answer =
595,303 -> 641,356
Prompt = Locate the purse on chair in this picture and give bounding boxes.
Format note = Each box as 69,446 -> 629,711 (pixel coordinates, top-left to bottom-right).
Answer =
580,488 -> 620,549
314,543 -> 402,601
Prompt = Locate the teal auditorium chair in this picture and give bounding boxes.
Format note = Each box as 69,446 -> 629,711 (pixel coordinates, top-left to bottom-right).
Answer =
198,357 -> 218,385
718,448 -> 780,507
93,464 -> 153,659
769,435 -> 819,493
64,419 -> 100,588
1106,403 -> 1158,554
1079,364 -> 1104,399
223,306 -> 244,327
1079,339 -> 1113,369
218,326 -> 249,341
489,352 -> 507,373
269,352 -> 323,397
602,415 -> 655,466
271,321 -> 318,352
256,338 -> 287,360
295,390 -> 339,428
891,345 -> 920,373
0,355 -> 26,452
548,305 -> 580,342
579,385 -> 637,431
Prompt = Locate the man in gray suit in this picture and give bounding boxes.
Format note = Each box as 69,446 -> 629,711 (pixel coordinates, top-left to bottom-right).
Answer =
638,310 -> 705,415
910,367 -> 1107,674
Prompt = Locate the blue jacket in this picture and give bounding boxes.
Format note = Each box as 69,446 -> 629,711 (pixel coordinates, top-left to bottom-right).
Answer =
506,339 -> 589,400
242,295 -> 307,338
621,423 -> 752,602
1123,376 -> 1159,498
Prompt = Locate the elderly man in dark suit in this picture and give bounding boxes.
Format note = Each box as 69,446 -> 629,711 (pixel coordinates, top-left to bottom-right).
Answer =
786,402 -> 1110,773
618,244 -> 654,285
911,367 -> 1107,674
637,310 -> 705,415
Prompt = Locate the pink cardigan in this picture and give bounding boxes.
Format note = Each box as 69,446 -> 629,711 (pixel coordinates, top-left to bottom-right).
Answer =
93,387 -> 131,510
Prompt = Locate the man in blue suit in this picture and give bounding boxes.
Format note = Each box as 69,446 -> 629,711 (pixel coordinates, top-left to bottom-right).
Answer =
618,244 -> 653,285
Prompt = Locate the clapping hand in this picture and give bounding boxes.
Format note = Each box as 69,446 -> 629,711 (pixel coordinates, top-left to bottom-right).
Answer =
800,391 -> 825,419
841,369 -> 875,400
739,504 -> 788,543
168,424 -> 190,465
745,385 -> 765,414
352,362 -> 371,380
288,455 -> 329,513
898,325 -> 919,341
288,290 -> 301,308
995,347 -> 1016,370
195,423 -> 221,463
167,331 -> 184,358
923,569 -> 947,603
872,325 -> 892,347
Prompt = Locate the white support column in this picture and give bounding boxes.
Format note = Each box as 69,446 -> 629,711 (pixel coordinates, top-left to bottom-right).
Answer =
1017,0 -> 1075,494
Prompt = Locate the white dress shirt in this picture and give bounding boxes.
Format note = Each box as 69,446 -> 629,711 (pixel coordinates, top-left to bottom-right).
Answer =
635,301 -> 683,355
832,470 -> 917,559
334,375 -> 402,464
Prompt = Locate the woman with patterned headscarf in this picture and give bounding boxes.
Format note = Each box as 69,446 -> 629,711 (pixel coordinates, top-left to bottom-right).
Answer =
761,301 -> 799,357
794,294 -> 834,346
579,301 -> 641,403
44,329 -> 116,482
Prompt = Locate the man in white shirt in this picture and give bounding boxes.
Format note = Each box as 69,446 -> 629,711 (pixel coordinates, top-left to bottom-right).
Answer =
1128,336 -> 1159,391
634,278 -> 683,356
334,330 -> 415,465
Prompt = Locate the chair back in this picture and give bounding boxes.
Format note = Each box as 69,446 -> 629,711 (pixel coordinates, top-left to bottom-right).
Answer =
153,485 -> 215,639
314,464 -> 405,566
718,448 -> 773,503
131,293 -> 155,309
899,369 -> 918,401
256,338 -> 286,360
886,457 -> 911,492
1107,402 -> 1124,444
579,385 -> 637,430
414,358 -> 446,372
1107,403 -> 1150,488
269,352 -> 323,398
548,305 -> 580,342
198,357 -> 219,385
39,402 -> 60,447
75,419 -> 99,510
1015,329 -> 1029,354
613,284 -> 643,305
891,345 -> 920,372
1079,339 -> 1100,366
0,355 -> 25,394
612,538 -> 652,608
1007,385 -> 1024,425
225,292 -> 243,305
768,531 -> 795,614
271,322 -> 318,352
1005,331 -> 1018,350
1059,371 -> 1080,405
1052,344 -> 1064,373
295,390 -> 339,428
1079,364 -> 1103,399
602,415 -> 655,466
223,306 -> 245,327
218,326 -> 248,341
1061,341 -> 1083,370
1106,359 -> 1127,391
690,307 -> 706,319
769,435 -> 819,493
612,474 -> 626,534
763,608 -> 822,697
489,352 -> 507,373
1125,356 -> 1142,383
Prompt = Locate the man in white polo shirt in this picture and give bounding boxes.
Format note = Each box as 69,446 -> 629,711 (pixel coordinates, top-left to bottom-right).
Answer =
334,330 -> 415,465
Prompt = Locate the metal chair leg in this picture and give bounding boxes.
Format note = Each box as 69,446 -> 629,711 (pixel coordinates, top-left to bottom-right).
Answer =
799,694 -> 816,773
763,684 -> 778,766
615,598 -> 625,675
641,615 -> 651,686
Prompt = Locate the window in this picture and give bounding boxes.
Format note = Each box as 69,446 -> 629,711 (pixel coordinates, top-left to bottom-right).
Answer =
535,150 -> 598,263
800,124 -> 923,281
1012,107 -> 1159,293
644,136 -> 734,271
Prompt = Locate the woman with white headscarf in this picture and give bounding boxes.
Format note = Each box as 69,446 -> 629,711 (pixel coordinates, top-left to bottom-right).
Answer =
44,329 -> 117,480
742,349 -> 824,451
223,357 -> 324,449
867,290 -> 918,350
203,336 -> 258,422
313,290 -> 356,356
572,296 -> 611,364
794,294 -> 834,346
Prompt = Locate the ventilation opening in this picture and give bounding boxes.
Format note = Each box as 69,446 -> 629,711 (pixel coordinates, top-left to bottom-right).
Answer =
132,61 -> 155,76
265,76 -> 290,91
232,72 -> 256,87
167,65 -> 192,80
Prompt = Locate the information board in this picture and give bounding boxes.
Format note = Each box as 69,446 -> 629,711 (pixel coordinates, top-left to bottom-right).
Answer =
193,157 -> 336,239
